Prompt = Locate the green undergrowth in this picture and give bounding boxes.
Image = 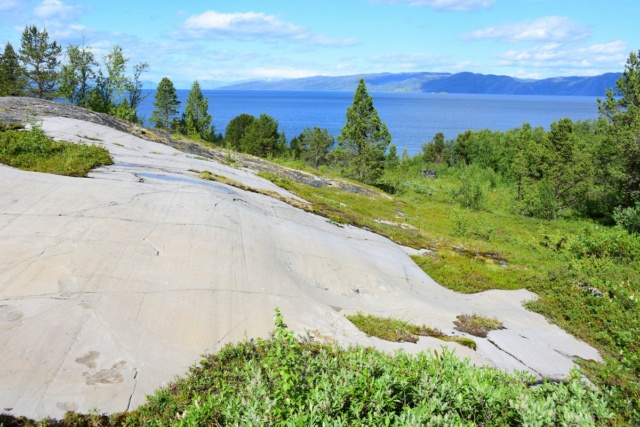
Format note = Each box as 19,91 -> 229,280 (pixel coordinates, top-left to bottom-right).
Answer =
260,166 -> 640,424
0,121 -> 112,176
0,309 -> 613,426
346,312 -> 477,350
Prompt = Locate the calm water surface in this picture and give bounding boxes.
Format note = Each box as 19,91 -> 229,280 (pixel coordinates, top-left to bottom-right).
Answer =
137,90 -> 600,155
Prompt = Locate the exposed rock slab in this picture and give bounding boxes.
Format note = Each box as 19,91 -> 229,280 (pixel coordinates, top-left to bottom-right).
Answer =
0,111 -> 601,420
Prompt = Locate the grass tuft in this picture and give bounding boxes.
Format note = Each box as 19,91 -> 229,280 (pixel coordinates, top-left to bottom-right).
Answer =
454,313 -> 505,338
346,312 -> 477,350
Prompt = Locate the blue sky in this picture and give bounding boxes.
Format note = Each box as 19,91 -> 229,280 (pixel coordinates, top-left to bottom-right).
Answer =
0,0 -> 637,88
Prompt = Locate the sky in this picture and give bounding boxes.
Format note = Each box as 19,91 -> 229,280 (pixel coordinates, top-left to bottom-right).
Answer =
0,0 -> 638,89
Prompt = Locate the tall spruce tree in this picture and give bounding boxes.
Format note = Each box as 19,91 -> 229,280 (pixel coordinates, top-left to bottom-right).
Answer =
182,80 -> 212,140
150,77 -> 180,130
337,78 -> 391,184
0,42 -> 25,96
19,25 -> 61,99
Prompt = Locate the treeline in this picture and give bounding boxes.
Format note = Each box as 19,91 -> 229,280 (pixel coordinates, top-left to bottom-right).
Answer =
151,77 -> 391,185
0,25 -> 148,123
4,24 -> 639,228
153,52 -> 640,230
409,52 -> 640,227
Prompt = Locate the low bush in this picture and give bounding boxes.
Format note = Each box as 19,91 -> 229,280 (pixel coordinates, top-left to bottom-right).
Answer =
613,205 -> 640,235
0,121 -> 112,176
567,225 -> 640,262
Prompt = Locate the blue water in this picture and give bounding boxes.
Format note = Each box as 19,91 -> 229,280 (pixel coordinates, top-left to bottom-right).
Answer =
136,90 -> 600,156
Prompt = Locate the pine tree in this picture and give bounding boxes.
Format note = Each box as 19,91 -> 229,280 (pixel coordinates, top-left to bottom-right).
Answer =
150,77 -> 180,130
422,132 -> 447,164
240,114 -> 281,157
300,126 -> 334,168
182,80 -> 212,140
337,78 -> 391,184
598,50 -> 640,209
0,42 -> 25,96
18,25 -> 61,99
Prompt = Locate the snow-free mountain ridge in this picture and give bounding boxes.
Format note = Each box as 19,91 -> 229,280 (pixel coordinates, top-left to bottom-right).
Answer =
217,71 -> 621,96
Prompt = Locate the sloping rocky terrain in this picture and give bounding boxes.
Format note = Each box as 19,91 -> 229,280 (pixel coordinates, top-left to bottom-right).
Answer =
0,98 -> 600,419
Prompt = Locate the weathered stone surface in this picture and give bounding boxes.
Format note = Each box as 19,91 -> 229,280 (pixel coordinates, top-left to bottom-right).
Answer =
0,107 -> 602,420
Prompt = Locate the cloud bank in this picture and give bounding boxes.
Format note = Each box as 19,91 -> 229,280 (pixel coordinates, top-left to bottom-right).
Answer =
180,10 -> 356,46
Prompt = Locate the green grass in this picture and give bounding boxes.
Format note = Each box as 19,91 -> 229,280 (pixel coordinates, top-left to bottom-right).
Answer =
0,122 -> 112,176
346,312 -> 444,343
0,310 -> 613,426
453,314 -> 505,338
346,312 -> 477,350
260,165 -> 640,424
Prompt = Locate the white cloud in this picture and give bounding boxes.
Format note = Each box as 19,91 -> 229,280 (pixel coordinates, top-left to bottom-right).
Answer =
496,40 -> 629,73
21,0 -> 91,43
373,0 -> 495,11
465,16 -> 590,43
34,0 -> 83,20
180,10 -> 356,46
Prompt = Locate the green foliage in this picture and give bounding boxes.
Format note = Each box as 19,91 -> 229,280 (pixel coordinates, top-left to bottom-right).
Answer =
567,225 -> 640,262
127,62 -> 149,115
0,120 -> 112,176
181,80 -> 213,140
346,312 -> 439,343
224,113 -> 255,151
150,77 -> 180,130
0,42 -> 26,96
451,165 -> 488,210
347,312 -> 477,350
299,126 -> 334,168
452,129 -> 472,166
19,25 -> 61,99
337,78 -> 392,184
59,44 -> 98,108
613,205 -> 640,234
421,132 -> 450,165
240,113 -> 283,157
453,314 -> 505,338
598,50 -> 640,209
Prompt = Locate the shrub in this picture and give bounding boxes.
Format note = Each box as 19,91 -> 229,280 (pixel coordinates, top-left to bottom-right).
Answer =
452,166 -> 487,210
567,225 -> 640,262
613,205 -> 640,235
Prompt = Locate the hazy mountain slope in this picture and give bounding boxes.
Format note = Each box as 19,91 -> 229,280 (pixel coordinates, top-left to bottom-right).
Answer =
219,72 -> 451,92
420,72 -> 621,96
217,71 -> 620,95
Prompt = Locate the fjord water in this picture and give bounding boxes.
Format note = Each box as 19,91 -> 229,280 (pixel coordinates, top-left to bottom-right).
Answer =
137,90 -> 599,155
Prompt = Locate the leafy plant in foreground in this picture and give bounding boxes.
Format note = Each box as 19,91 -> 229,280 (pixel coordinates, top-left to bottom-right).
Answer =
0,119 -> 112,176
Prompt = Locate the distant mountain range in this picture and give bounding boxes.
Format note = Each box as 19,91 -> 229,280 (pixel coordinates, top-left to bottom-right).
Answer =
217,71 -> 621,96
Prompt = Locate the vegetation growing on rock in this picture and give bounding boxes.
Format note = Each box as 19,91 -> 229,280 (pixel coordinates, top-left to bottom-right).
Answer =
0,119 -> 112,176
